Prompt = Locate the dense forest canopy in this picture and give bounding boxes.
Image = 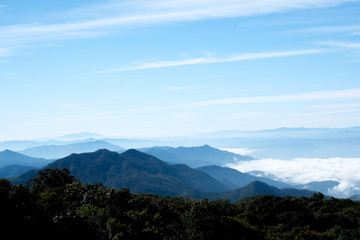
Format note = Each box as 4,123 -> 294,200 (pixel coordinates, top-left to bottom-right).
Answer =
2,168 -> 360,240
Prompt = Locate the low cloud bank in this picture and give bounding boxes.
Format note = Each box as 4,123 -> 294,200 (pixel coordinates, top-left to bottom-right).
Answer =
227,157 -> 360,198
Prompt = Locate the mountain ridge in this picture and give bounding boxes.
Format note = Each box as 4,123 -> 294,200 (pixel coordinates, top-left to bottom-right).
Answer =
14,149 -> 321,201
14,149 -> 229,197
139,144 -> 254,168
19,140 -> 125,159
0,149 -> 50,168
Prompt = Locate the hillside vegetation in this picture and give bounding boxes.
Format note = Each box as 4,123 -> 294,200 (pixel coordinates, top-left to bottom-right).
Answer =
2,168 -> 360,240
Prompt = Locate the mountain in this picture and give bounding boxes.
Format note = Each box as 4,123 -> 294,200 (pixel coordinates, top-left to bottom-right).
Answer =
197,165 -> 292,189
14,149 -> 229,196
19,140 -> 125,159
52,132 -> 104,141
0,149 -> 50,168
14,149 -> 326,201
350,195 -> 360,201
0,164 -> 36,178
139,145 -> 254,168
296,181 -> 340,195
193,127 -> 360,159
218,181 -> 318,202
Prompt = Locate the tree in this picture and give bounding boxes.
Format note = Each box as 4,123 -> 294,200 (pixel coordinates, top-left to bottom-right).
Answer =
29,168 -> 79,192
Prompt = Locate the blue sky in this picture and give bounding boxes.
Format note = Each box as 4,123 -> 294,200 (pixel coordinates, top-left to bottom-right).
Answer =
1,0 -> 360,140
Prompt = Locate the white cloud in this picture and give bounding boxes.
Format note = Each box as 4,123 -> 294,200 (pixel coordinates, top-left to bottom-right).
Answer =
103,49 -> 325,72
176,88 -> 360,108
221,148 -> 257,156
0,47 -> 11,57
228,157 -> 360,197
304,24 -> 360,33
164,86 -> 201,91
309,102 -> 360,110
45,88 -> 360,128
319,41 -> 360,49
0,0 -> 353,46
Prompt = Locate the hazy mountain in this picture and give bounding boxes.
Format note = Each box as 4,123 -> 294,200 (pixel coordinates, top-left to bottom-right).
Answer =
219,181 -> 318,202
350,195 -> 360,201
3,127 -> 360,158
191,127 -> 360,159
296,181 -> 340,194
52,132 -> 104,141
0,164 -> 36,178
19,140 -> 125,159
0,149 -> 50,168
139,145 -> 254,168
197,165 -> 292,189
14,149 -> 229,196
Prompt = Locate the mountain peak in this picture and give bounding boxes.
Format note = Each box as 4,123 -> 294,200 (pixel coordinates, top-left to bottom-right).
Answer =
200,144 -> 213,149
2,149 -> 15,154
121,149 -> 153,159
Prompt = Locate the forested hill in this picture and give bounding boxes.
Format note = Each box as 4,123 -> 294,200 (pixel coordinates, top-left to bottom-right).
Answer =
13,149 -> 317,200
2,169 -> 360,240
13,149 -> 229,197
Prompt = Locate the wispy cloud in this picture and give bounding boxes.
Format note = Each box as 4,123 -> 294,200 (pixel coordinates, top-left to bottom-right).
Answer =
221,148 -> 257,155
0,47 -> 12,57
319,41 -> 360,48
164,86 -> 203,91
0,0 -> 354,46
304,24 -> 360,33
103,49 -> 325,72
48,88 -> 360,123
176,88 -> 360,108
309,102 -> 360,110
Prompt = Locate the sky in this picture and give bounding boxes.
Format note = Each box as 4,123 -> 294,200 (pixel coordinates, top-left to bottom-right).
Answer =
1,0 -> 360,140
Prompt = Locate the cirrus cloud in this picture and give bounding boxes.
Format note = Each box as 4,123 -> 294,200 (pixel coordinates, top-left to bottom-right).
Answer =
0,0 -> 355,46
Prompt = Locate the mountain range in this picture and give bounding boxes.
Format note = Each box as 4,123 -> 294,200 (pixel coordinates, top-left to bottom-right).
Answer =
0,150 -> 52,178
2,127 -> 360,159
139,144 -> 254,168
19,140 -> 125,159
197,165 -> 292,189
13,149 -> 318,201
0,149 -> 50,168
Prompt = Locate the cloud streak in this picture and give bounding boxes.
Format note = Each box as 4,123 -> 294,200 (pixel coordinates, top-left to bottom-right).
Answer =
319,41 -> 360,49
0,0 -> 354,46
103,49 -> 325,72
0,47 -> 12,57
176,88 -> 360,108
49,88 -> 360,123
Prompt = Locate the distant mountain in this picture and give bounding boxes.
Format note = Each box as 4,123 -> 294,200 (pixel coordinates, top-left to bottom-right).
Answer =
218,181 -> 318,202
14,149 -> 229,196
246,170 -> 340,195
296,181 -> 340,194
197,165 -> 291,189
19,140 -> 125,159
195,127 -> 360,159
0,149 -> 50,168
0,164 -> 36,178
350,195 -> 360,201
52,132 -> 104,141
139,145 -> 254,168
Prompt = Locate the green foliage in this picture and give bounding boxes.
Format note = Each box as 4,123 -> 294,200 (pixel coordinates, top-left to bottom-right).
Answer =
3,169 -> 360,239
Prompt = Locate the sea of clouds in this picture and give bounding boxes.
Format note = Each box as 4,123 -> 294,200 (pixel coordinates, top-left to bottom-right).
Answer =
227,157 -> 360,198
